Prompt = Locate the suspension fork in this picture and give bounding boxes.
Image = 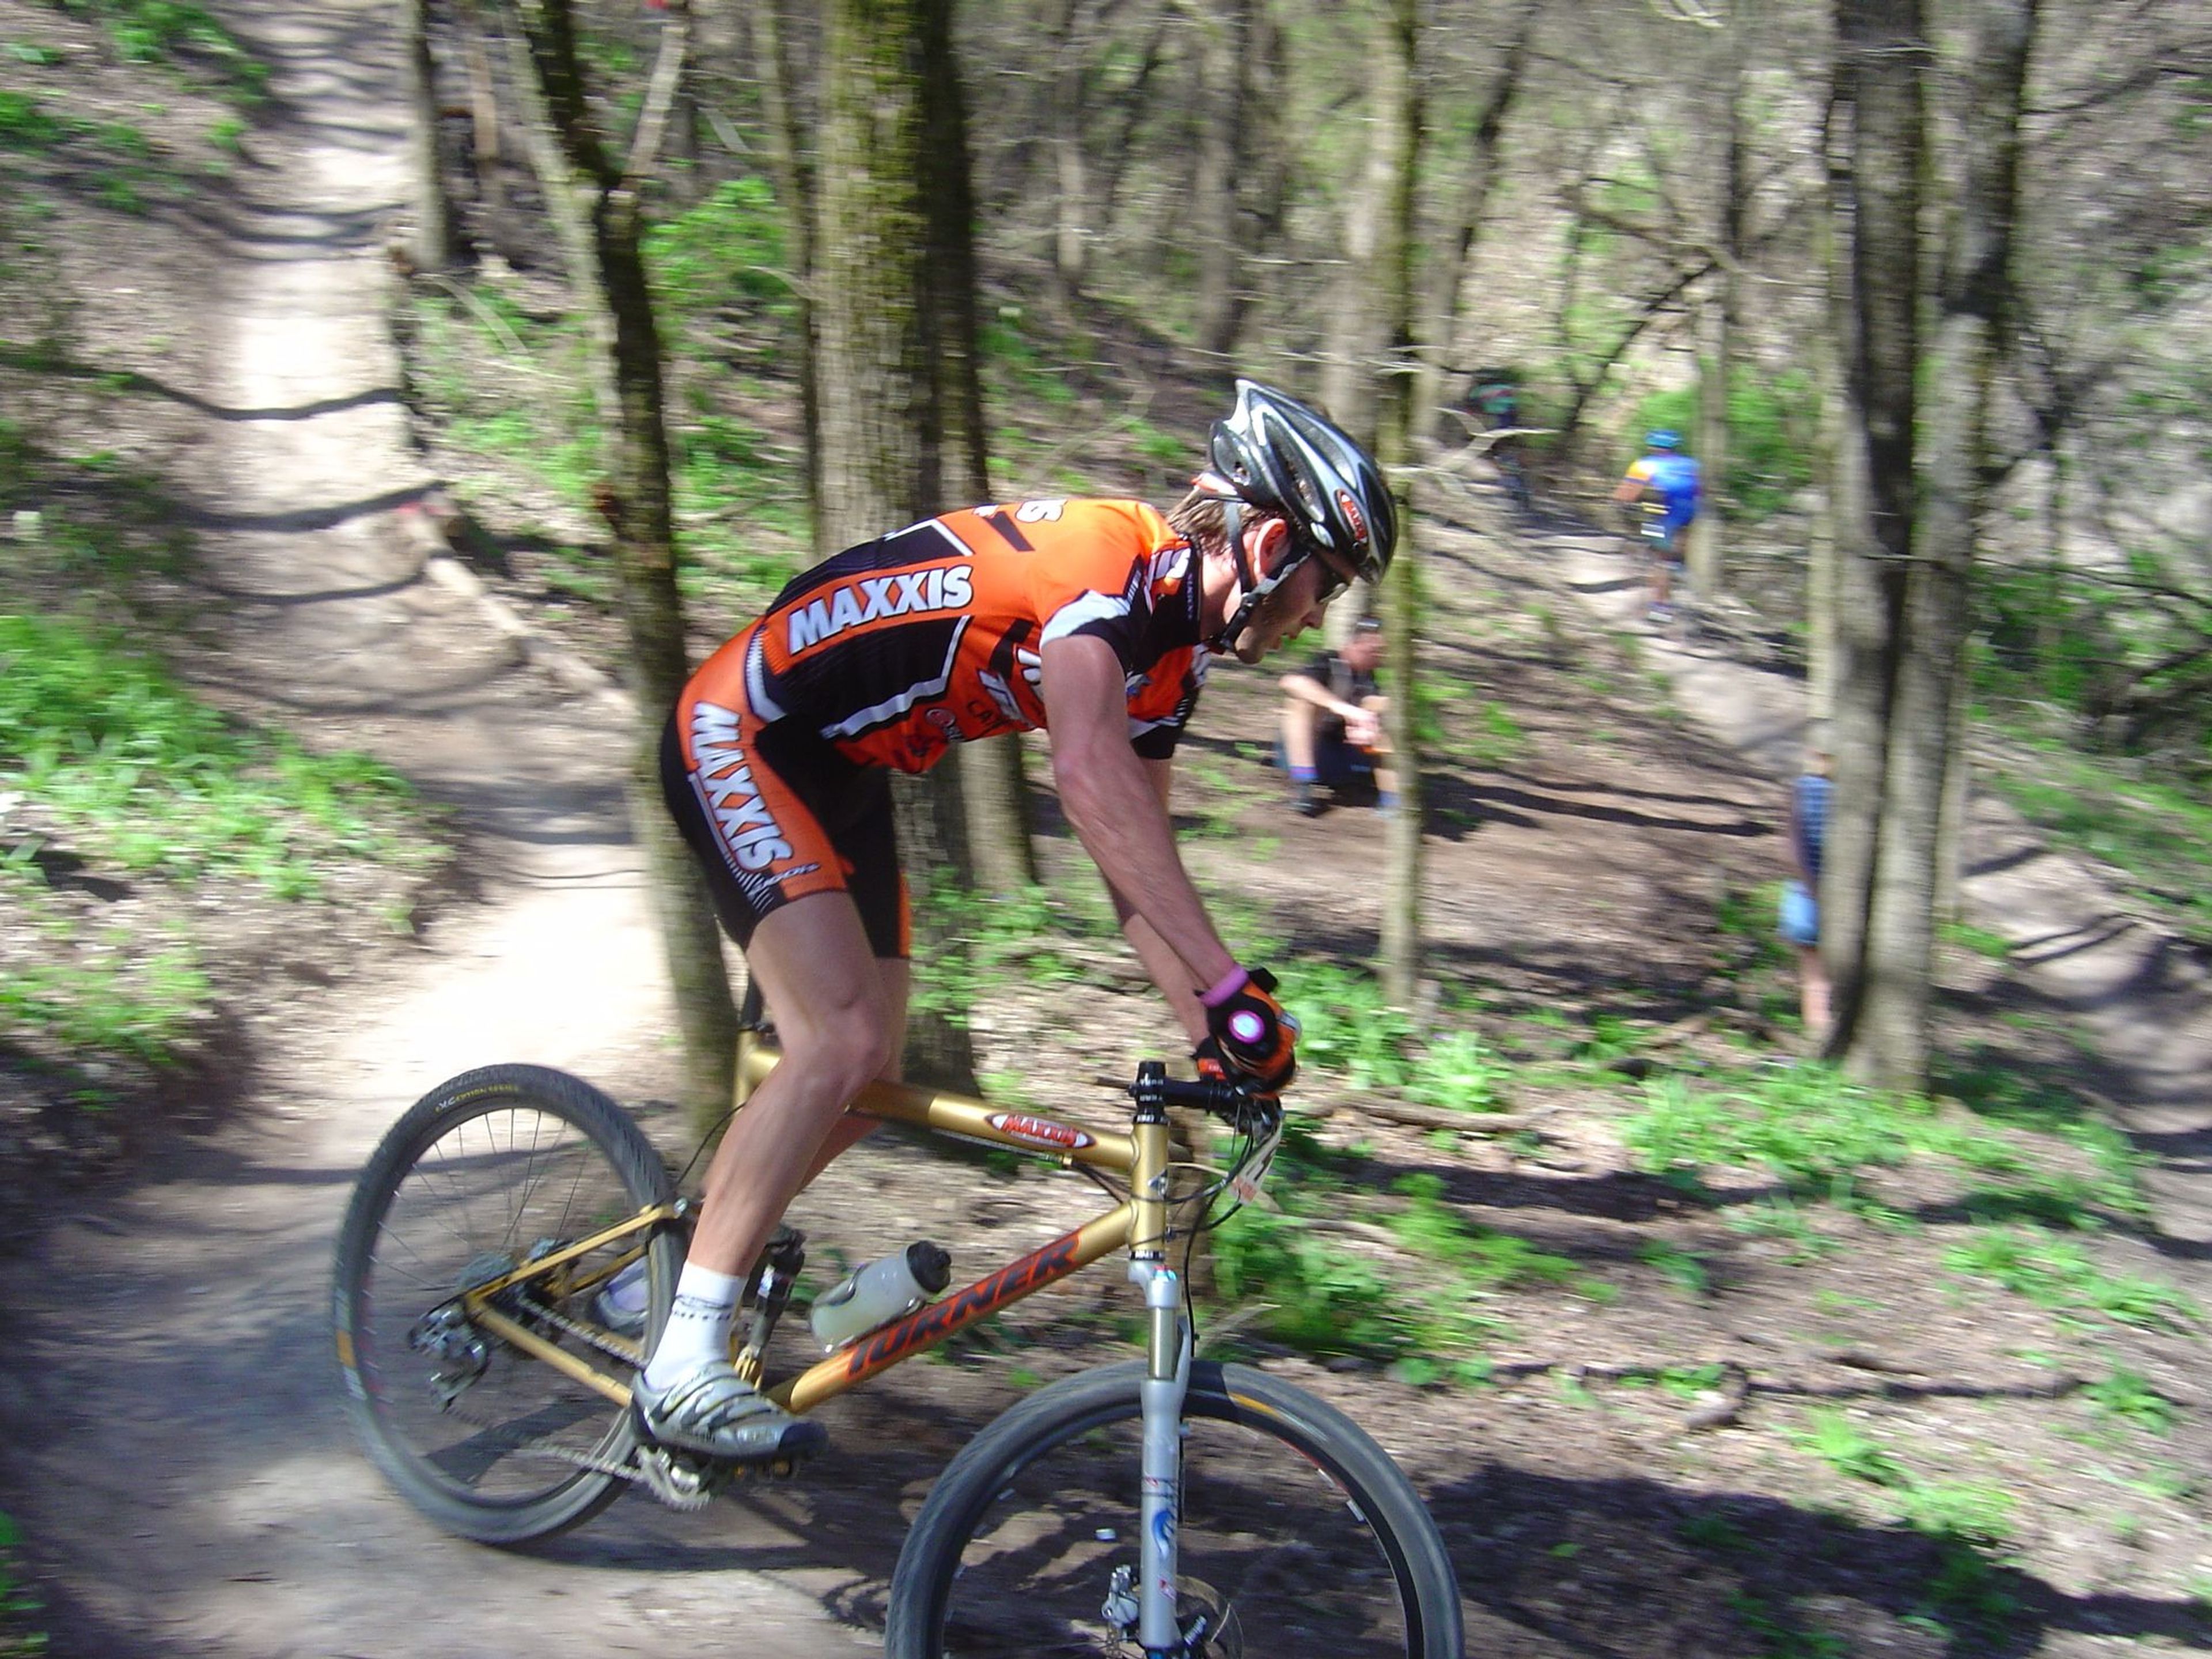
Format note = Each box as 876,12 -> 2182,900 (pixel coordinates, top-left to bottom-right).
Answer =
1128,1105 -> 1192,1654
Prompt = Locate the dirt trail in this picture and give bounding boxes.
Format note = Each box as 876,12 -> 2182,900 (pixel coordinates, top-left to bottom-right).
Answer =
9,3 -> 2212,1647
0,4 -> 852,1653
1529,508 -> 2212,1247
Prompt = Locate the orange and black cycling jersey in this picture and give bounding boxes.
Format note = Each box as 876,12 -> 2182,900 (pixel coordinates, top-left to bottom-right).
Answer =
699,498 -> 1208,773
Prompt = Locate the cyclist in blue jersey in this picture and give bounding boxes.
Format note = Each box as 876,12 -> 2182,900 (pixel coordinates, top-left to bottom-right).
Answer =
1612,430 -> 1702,623
1780,743 -> 1834,1045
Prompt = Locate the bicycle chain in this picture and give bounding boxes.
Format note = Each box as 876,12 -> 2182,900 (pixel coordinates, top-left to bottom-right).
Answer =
435,1293 -> 646,1480
435,1295 -> 729,1509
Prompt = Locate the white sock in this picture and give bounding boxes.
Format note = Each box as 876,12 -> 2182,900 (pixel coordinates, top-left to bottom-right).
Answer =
642,1263 -> 744,1391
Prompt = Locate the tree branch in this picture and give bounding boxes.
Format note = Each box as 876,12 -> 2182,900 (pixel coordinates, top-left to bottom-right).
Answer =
623,0 -> 692,185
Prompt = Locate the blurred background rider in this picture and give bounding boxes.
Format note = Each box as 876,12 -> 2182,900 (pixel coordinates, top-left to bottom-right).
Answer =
1612,429 -> 1702,623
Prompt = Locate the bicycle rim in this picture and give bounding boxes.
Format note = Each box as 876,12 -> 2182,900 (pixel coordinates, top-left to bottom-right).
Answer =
888,1361 -> 1461,1658
332,1065 -> 679,1544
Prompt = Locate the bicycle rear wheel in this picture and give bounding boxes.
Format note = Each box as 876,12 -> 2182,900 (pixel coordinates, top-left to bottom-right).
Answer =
885,1359 -> 1462,1658
331,1065 -> 681,1544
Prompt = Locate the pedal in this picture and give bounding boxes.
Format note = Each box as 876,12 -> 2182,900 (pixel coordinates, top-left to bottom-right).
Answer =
634,1444 -> 723,1512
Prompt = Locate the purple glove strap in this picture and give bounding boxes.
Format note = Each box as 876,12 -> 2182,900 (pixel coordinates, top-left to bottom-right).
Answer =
1199,966 -> 1251,1009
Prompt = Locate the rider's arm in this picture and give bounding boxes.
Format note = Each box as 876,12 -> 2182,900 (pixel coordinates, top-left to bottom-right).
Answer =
1041,632 -> 1238,1016
1107,761 -> 1213,1048
1611,473 -> 1645,504
1278,660 -> 1360,723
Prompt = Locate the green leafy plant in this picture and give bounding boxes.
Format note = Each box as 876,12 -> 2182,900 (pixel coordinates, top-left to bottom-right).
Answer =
1266,960 -> 1416,1091
1638,1239 -> 1710,1297
0,927 -> 209,1067
1389,1173 -> 1608,1301
1727,1589 -> 1848,1659
0,1509 -> 45,1656
1211,1206 -> 1404,1358
0,613 -> 435,896
1676,1510 -> 1750,1552
56,0 -> 267,100
2081,1363 -> 2176,1434
905,884 -> 1101,1025
1792,1406 -> 1907,1487
1623,1065 -> 1922,1203
1942,1226 -> 2196,1331
1403,1029 -> 1508,1114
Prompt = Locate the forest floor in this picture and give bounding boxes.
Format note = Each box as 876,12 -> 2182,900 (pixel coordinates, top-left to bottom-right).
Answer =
3,1 -> 2211,1656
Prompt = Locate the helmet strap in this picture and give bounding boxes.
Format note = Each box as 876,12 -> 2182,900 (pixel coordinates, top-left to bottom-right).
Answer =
1208,506 -> 1310,654
1222,497 -> 1250,592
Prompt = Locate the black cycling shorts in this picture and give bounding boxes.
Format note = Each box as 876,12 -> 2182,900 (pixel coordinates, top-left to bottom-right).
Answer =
658,714 -> 910,960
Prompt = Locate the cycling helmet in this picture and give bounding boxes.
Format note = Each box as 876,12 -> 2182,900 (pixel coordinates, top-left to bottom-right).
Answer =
1645,429 -> 1683,450
1195,380 -> 1396,651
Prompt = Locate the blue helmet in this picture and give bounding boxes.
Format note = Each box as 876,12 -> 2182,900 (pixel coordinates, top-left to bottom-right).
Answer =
1645,429 -> 1683,451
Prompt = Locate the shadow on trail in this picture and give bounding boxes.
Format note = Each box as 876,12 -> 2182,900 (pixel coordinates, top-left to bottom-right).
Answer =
1444,779 -> 1770,842
0,346 -> 400,422
387,1392 -> 2212,1658
1434,1464 -> 2212,1657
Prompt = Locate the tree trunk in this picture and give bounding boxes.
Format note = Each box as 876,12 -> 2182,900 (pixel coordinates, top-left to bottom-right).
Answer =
516,0 -> 740,1122
405,0 -> 456,272
1191,0 -> 1251,359
1320,2 -> 1402,430
1372,0 -> 1423,1011
1046,0 -> 1092,309
1926,0 -> 2039,930
918,0 -> 1039,892
817,0 -> 979,1090
1823,0 -> 1934,1090
502,5 -> 619,421
456,1 -> 513,258
1687,9 -> 1744,599
1417,1 -> 1536,413
744,0 -> 827,555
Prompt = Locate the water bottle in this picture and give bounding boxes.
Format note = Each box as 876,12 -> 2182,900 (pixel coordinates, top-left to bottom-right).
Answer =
809,1241 -> 952,1351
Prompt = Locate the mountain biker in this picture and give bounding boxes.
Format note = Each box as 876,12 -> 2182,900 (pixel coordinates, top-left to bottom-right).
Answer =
1611,429 -> 1702,622
1463,370 -> 1519,433
635,380 -> 1395,1463
1461,369 -> 1531,511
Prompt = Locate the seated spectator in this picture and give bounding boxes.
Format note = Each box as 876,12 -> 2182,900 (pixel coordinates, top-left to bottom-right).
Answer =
1278,619 -> 1395,817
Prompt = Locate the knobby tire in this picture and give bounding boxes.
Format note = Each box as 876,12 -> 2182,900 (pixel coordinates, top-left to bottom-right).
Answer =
884,1358 -> 1463,1658
331,1064 -> 681,1546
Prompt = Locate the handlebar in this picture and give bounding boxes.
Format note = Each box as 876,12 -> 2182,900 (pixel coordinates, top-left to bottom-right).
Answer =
1127,1061 -> 1274,1121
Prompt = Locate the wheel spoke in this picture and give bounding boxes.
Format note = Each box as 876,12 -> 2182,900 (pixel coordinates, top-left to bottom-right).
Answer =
334,1067 -> 681,1544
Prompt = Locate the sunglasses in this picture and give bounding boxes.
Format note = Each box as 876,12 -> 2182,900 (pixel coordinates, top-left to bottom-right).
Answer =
1310,550 -> 1359,603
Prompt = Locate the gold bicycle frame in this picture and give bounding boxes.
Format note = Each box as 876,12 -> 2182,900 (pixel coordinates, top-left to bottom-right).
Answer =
460,1034 -> 1180,1417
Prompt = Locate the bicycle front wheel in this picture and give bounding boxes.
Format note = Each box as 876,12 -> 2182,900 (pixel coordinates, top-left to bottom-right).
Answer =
331,1065 -> 682,1545
885,1359 -> 1463,1658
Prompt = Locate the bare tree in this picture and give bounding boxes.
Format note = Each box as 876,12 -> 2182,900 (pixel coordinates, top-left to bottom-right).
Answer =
1822,0 -> 1956,1090
1190,0 -> 1254,358
740,0 -> 827,552
1372,0 -> 1423,1010
512,0 -> 741,1119
404,0 -> 457,272
1687,5 -> 1745,600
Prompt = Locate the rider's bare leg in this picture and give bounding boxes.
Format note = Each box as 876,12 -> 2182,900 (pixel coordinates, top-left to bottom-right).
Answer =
795,957 -> 908,1184
680,892 -> 907,1294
